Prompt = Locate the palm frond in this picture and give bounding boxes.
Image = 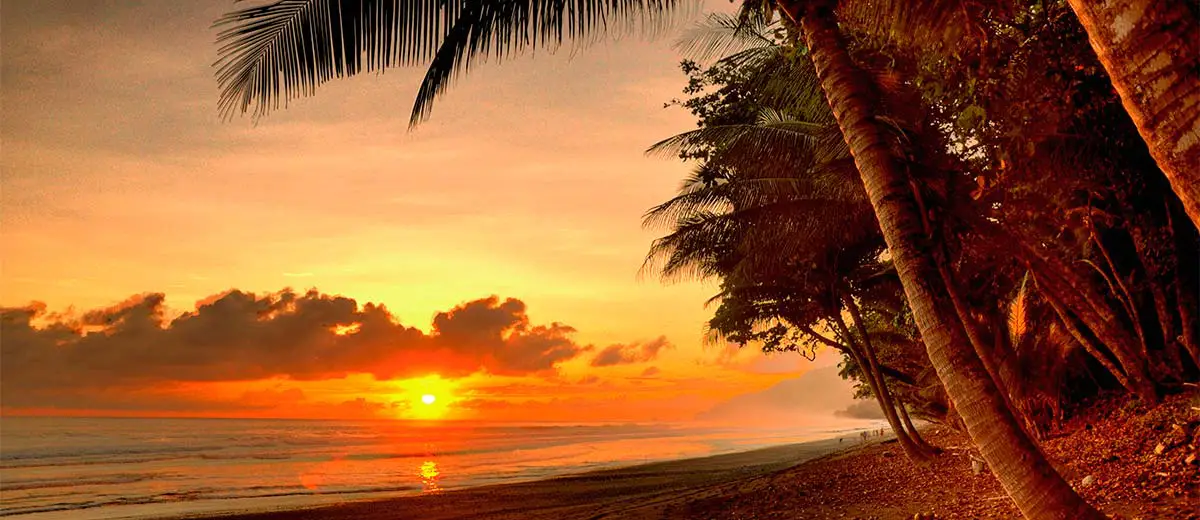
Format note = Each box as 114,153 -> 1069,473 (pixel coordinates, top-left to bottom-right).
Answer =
646,121 -> 830,164
214,0 -> 684,124
1007,272 -> 1030,344
674,11 -> 775,62
639,210 -> 741,283
836,0 -> 991,56
642,176 -> 847,230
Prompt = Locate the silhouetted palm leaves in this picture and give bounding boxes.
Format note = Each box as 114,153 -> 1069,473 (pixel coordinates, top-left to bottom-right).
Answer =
214,0 -> 684,124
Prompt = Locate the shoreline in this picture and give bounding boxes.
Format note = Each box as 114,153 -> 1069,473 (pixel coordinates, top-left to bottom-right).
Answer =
178,433 -> 877,520
96,394 -> 1200,520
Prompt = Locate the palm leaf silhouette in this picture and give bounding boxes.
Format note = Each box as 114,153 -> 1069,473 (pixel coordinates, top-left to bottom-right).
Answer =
214,0 -> 684,125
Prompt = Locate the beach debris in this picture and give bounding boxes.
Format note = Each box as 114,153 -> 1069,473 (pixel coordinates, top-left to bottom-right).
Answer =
1185,452 -> 1196,465
1161,423 -> 1188,449
1153,443 -> 1166,455
910,512 -> 936,520
1080,475 -> 1095,488
969,454 -> 987,475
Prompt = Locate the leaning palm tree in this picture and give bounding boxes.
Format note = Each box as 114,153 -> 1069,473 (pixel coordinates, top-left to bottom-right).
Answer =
769,2 -> 1105,517
213,1 -> 1103,517
641,152 -> 936,460
1064,0 -> 1200,229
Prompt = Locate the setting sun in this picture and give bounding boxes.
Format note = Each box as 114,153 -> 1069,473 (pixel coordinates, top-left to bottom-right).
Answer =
392,375 -> 458,421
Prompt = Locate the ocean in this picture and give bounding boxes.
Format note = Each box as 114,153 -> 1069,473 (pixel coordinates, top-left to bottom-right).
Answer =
0,416 -> 874,519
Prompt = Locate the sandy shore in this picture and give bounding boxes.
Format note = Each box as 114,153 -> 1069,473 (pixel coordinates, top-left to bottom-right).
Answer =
185,394 -> 1199,520
185,434 -> 866,520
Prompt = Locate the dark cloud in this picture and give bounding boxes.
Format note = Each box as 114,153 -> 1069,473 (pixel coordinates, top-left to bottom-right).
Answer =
0,289 -> 634,410
337,397 -> 390,415
589,336 -> 672,367
432,297 -> 528,350
640,366 -> 661,377
432,297 -> 587,375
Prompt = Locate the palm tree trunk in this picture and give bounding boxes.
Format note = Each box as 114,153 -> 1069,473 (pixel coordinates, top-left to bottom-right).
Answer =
830,312 -> 930,461
938,260 -> 1041,437
1129,217 -> 1187,378
1037,274 -> 1138,392
1066,0 -> 1200,229
1019,241 -> 1159,400
896,396 -> 935,452
788,4 -> 1105,518
796,324 -> 920,386
840,297 -> 933,459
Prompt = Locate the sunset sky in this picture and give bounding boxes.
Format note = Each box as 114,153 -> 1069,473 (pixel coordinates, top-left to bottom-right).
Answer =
1,0 -> 854,424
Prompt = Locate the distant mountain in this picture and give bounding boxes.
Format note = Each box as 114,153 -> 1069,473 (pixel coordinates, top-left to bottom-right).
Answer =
697,365 -> 877,426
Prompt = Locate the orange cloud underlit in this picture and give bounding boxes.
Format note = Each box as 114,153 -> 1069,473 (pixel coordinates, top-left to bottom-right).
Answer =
0,289 -> 803,423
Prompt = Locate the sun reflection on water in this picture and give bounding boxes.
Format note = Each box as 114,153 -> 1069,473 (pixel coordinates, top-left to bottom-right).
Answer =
419,460 -> 442,494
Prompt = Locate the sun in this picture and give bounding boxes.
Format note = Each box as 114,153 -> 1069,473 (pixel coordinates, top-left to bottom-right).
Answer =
393,375 -> 457,421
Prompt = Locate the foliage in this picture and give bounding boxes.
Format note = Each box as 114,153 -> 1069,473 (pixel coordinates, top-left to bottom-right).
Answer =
646,0 -> 1199,432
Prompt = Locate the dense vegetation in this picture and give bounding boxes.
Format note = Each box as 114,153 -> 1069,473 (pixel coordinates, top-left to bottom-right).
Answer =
646,1 -> 1199,445
212,1 -> 1198,518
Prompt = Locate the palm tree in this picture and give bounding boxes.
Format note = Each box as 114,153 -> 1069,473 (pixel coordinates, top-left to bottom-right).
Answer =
772,1 -> 1103,517
1064,0 -> 1200,229
212,1 -> 1103,517
642,22 -> 937,459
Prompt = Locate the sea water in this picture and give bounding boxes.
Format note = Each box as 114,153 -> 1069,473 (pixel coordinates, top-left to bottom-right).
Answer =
0,417 -> 874,519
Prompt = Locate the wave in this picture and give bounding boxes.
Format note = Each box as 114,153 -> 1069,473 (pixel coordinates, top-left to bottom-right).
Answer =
0,472 -> 163,491
0,483 -> 422,517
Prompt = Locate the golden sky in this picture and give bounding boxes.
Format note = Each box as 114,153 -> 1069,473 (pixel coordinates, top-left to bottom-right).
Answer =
0,0 -> 855,424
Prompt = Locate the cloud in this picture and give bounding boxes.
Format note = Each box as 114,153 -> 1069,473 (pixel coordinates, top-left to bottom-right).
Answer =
432,296 -> 589,375
640,366 -> 661,377
0,289 -> 636,410
589,336 -> 672,366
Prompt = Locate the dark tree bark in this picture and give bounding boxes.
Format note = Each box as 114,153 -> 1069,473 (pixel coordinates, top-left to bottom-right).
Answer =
896,396 -> 935,452
797,324 -> 919,385
1067,0 -> 1200,229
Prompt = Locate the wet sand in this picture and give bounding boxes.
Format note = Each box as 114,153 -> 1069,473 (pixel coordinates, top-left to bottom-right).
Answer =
185,435 -> 865,520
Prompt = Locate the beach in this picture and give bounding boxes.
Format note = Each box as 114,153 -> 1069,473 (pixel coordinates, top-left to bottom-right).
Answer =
0,416 -> 880,520
192,434 -> 866,520
198,395 -> 1199,520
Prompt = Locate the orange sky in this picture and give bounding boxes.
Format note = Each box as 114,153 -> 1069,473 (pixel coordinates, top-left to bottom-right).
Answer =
0,0 -> 856,424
